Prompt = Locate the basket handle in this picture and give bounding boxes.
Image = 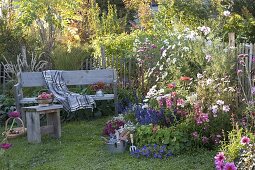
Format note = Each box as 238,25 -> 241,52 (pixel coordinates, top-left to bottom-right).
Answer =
5,117 -> 25,132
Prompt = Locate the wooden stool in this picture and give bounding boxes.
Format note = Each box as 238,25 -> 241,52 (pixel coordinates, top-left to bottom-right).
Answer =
22,105 -> 63,143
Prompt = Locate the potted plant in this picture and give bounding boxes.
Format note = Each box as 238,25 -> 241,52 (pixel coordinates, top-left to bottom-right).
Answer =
93,81 -> 105,97
102,118 -> 129,153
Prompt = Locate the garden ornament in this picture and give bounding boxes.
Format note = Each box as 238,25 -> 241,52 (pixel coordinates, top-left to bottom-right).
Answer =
129,133 -> 137,152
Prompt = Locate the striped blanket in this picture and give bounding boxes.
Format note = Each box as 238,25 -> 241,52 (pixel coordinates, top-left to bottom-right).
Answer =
42,70 -> 96,112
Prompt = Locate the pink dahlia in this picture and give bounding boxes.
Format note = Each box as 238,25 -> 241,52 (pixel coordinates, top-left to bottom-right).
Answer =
223,162 -> 237,170
214,152 -> 225,162
241,136 -> 250,145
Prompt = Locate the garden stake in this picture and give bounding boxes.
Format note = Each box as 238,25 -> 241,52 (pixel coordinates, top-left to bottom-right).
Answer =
129,133 -> 136,152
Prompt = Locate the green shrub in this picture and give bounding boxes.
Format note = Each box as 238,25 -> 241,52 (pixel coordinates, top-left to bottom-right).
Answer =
52,44 -> 93,70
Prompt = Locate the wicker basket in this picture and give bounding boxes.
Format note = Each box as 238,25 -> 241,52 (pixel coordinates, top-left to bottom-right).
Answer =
4,117 -> 26,139
36,98 -> 54,106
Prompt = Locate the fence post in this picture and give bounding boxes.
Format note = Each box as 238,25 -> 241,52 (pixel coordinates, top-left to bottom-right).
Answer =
101,46 -> 106,69
228,32 -> 235,47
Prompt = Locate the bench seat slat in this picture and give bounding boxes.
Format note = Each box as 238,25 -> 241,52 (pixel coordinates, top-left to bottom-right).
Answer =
20,94 -> 114,104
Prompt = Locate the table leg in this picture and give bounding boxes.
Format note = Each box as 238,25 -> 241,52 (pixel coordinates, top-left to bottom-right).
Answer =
47,110 -> 61,138
26,111 -> 41,143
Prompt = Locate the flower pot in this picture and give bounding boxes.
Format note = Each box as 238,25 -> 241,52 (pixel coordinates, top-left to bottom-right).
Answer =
106,141 -> 126,153
96,89 -> 104,97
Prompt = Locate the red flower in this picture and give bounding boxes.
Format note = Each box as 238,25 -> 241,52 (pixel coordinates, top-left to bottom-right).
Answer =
0,143 -> 12,150
180,76 -> 192,81
8,111 -> 20,118
93,81 -> 105,91
167,83 -> 176,89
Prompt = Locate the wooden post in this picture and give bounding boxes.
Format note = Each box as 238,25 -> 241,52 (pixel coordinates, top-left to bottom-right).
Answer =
101,46 -> 106,69
228,32 -> 235,48
128,58 -> 132,87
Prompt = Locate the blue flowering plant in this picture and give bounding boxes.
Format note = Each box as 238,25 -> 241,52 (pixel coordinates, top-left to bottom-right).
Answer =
130,144 -> 173,159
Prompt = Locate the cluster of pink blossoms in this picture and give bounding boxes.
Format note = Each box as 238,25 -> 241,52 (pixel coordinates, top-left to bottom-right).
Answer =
194,103 -> 209,125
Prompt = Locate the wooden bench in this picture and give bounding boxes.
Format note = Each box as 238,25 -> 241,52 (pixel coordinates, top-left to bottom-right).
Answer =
14,69 -> 118,122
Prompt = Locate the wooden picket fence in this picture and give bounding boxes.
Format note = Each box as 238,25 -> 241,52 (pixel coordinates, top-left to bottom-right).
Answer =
236,43 -> 255,102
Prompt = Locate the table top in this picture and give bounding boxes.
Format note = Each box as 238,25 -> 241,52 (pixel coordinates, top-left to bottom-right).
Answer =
22,104 -> 63,112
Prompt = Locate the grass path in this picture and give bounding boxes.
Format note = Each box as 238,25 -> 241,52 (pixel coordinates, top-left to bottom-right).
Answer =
0,116 -> 216,170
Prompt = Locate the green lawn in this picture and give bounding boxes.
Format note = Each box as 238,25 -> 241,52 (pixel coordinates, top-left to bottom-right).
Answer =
0,116 -> 216,170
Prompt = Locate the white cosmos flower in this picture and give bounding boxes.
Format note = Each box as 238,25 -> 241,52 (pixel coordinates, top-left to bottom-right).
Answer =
216,100 -> 224,105
223,10 -> 231,17
197,73 -> 203,79
222,105 -> 230,112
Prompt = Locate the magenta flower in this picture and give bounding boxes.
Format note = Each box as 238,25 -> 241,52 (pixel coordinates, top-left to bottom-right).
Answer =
165,98 -> 172,109
8,111 -> 20,118
241,136 -> 250,145
0,143 -> 12,150
214,152 -> 225,162
223,162 -> 237,170
215,160 -> 224,170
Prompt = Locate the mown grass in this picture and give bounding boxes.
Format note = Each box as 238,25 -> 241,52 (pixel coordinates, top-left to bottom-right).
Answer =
0,116 -> 216,170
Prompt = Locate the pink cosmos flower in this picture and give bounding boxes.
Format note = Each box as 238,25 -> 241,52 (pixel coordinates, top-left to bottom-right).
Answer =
165,98 -> 172,109
177,98 -> 185,107
223,162 -> 237,170
241,136 -> 250,145
0,143 -> 12,150
8,111 -> 20,118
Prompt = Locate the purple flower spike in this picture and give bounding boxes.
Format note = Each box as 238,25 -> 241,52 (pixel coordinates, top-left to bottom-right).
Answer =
8,111 -> 20,118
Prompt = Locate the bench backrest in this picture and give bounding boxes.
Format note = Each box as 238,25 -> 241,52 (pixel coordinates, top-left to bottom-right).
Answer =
18,69 -> 117,87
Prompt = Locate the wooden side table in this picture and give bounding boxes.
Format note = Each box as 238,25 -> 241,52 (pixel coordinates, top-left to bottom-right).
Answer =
22,104 -> 63,143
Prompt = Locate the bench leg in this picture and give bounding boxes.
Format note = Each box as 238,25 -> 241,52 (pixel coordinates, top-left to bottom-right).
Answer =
26,111 -> 41,143
47,110 -> 61,138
